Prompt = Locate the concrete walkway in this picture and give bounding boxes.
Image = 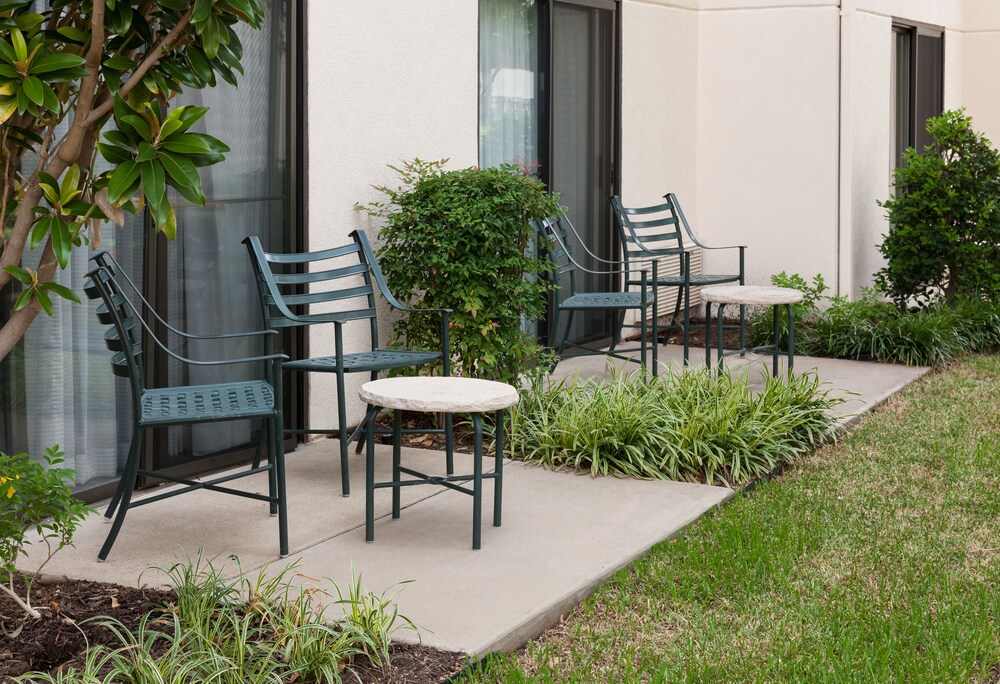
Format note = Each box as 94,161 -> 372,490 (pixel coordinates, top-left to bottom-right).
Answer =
21,345 -> 930,656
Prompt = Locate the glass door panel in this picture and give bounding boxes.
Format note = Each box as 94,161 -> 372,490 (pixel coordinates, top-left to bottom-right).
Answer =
550,0 -> 616,344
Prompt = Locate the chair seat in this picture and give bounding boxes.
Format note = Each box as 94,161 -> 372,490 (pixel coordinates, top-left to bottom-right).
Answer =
140,381 -> 276,426
560,291 -> 650,310
284,348 -> 442,374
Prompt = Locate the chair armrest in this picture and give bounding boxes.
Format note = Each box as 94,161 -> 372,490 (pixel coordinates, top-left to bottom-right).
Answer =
176,353 -> 289,368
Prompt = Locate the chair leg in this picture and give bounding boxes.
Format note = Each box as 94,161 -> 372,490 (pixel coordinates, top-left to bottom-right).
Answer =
609,310 -> 627,353
716,303 -> 727,374
265,418 -> 278,517
683,283 -> 691,365
705,301 -> 712,372
651,295 -> 659,377
336,370 -> 350,497
271,411 -> 289,558
99,429 -> 144,561
558,310 -> 575,356
104,431 -> 141,520
251,419 -> 267,469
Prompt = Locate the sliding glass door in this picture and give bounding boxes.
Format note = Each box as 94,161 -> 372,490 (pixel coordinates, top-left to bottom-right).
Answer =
479,0 -> 619,345
0,0 -> 300,500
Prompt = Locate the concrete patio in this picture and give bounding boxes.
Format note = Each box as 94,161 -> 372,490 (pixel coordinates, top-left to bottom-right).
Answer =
21,344 -> 930,656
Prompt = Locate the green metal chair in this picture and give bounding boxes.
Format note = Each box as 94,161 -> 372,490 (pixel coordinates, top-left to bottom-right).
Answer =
537,214 -> 659,374
611,193 -> 746,364
243,231 -> 452,497
84,252 -> 288,561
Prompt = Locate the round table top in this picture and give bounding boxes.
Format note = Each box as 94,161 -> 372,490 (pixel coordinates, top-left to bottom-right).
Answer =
702,284 -> 804,306
359,376 -> 520,413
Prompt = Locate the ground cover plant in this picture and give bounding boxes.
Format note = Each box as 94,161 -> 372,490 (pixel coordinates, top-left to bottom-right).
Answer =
358,159 -> 560,384
465,354 -> 1000,683
506,368 -> 840,486
11,555 -> 464,683
748,272 -> 1000,366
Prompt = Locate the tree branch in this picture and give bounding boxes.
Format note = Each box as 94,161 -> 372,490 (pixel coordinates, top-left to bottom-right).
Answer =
85,5 -> 196,126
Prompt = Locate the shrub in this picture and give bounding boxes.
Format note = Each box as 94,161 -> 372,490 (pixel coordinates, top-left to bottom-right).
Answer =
0,446 -> 91,619
359,159 -> 561,384
877,109 -> 1000,305
506,368 -> 840,486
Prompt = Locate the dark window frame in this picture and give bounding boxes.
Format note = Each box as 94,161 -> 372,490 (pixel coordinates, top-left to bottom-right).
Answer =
892,20 -> 944,167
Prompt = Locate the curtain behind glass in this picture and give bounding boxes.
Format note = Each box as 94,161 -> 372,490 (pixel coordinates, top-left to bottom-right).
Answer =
479,0 -> 539,169
160,2 -> 288,464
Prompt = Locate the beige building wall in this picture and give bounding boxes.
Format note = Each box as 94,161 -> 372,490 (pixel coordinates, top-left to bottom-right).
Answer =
306,0 -> 478,431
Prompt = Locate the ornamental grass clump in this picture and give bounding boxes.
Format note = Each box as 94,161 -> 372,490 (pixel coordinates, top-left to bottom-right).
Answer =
20,554 -> 415,684
507,369 -> 839,486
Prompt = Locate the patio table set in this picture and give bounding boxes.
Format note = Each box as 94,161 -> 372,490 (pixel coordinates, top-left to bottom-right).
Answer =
81,193 -> 801,563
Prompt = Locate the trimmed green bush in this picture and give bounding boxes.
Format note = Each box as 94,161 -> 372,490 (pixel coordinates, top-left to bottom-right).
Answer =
506,368 -> 840,486
877,109 -> 1000,305
359,159 -> 561,384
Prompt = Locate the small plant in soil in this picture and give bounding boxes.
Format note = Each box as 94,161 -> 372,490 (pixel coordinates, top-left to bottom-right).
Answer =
0,446 -> 91,623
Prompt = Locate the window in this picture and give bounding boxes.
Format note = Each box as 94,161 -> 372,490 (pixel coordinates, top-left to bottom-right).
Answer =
892,23 -> 944,166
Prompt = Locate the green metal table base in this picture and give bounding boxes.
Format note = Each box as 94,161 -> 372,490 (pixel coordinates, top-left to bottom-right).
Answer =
705,300 -> 795,377
364,407 -> 504,550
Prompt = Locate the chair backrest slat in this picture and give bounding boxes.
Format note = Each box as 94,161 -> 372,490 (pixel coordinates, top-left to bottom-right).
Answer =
86,262 -> 146,405
611,194 -> 687,268
243,233 -> 381,344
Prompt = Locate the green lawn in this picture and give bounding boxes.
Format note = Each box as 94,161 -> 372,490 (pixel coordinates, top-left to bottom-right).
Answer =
466,355 -> 1000,683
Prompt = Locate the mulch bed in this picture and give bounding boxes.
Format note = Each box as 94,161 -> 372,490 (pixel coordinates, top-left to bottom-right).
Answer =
0,575 -> 466,683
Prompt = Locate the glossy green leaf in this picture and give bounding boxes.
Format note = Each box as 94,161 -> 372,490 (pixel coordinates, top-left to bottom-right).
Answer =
11,29 -> 26,62
136,141 -> 157,162
3,265 -> 33,285
0,0 -> 33,11
160,152 -> 204,205
160,132 -> 215,155
103,55 -> 134,70
50,218 -> 71,269
97,141 -> 134,165
119,114 -> 152,141
35,287 -> 53,315
13,288 -> 32,312
107,159 -> 141,203
40,82 -> 58,111
192,0 -> 213,25
22,76 -> 44,105
55,26 -> 88,44
13,13 -> 44,31
29,215 -> 50,249
31,53 -> 86,75
141,160 -> 166,221
0,38 -> 15,64
41,282 -> 80,304
0,96 -> 16,124
60,164 -> 81,204
186,48 -> 215,85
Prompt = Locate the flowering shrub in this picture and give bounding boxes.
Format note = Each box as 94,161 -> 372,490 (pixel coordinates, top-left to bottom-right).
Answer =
0,446 -> 91,619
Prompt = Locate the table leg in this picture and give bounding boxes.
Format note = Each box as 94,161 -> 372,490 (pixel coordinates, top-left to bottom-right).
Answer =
392,410 -> 401,519
705,301 -> 712,372
716,302 -> 727,374
494,409 -> 504,528
772,304 -> 779,377
365,405 -> 378,543
472,413 -> 483,550
787,303 -> 795,375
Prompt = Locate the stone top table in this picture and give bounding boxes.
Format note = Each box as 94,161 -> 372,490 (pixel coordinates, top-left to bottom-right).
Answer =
701,284 -> 804,307
702,285 -> 804,377
359,376 -> 519,414
359,376 -> 519,549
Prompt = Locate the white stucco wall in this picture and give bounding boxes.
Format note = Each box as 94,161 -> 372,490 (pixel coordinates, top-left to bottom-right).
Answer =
619,2 -> 699,208
306,0 -> 478,431
962,1 -> 1000,143
695,4 -> 841,288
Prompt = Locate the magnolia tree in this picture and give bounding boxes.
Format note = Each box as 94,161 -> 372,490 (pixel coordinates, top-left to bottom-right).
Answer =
0,0 -> 263,359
